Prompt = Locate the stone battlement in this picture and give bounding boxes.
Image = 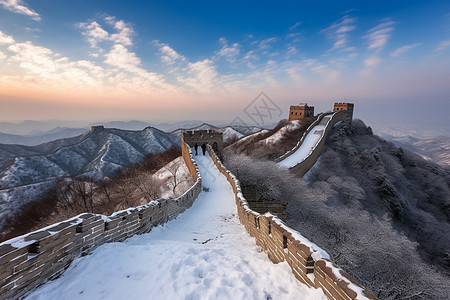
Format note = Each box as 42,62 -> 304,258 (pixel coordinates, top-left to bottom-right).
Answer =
333,102 -> 354,119
206,145 -> 376,300
181,129 -> 224,158
0,142 -> 202,300
289,104 -> 315,121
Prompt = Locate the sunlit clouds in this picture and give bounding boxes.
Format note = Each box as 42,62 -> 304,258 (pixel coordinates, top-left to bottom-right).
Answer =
0,0 -> 40,21
0,1 -> 449,125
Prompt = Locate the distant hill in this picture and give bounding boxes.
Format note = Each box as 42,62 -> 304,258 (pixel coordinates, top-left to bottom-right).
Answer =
0,127 -> 89,146
0,123 -> 262,231
380,134 -> 450,168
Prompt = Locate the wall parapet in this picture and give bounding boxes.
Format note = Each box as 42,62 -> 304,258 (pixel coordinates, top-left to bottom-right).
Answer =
0,142 -> 201,300
276,112 -> 331,162
289,110 -> 346,177
207,146 -> 376,299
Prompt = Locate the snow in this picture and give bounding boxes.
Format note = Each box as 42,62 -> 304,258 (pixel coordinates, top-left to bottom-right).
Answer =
278,116 -> 331,168
324,261 -> 368,300
268,214 -> 330,261
263,120 -> 301,144
25,154 -> 325,300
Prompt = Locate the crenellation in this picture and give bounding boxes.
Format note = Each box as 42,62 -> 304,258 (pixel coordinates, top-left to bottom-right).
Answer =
206,145 -> 376,300
289,103 -> 315,121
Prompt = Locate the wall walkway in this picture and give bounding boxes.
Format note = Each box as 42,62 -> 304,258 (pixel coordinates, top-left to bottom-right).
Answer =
207,146 -> 376,300
277,111 -> 347,177
0,142 -> 201,300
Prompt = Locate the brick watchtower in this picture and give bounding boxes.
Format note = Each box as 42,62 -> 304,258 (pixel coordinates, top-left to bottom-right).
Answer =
333,102 -> 354,119
288,104 -> 314,121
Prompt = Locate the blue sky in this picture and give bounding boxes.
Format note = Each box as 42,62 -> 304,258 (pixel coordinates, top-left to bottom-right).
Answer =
0,0 -> 449,129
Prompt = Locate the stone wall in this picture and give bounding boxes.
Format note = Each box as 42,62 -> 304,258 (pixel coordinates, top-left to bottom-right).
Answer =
0,143 -> 201,300
289,111 -> 346,177
181,130 -> 224,158
207,146 -> 376,300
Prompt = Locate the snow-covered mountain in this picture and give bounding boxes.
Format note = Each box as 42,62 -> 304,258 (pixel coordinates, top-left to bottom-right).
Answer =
379,134 -> 450,168
0,123 -> 262,230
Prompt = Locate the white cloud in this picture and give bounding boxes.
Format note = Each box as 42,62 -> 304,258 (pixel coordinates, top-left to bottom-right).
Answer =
435,40 -> 450,52
105,44 -> 141,70
110,20 -> 134,46
0,30 -> 15,44
0,0 -> 40,21
154,41 -> 185,64
79,17 -> 134,49
364,20 -> 395,50
217,38 -> 240,63
0,50 -> 6,61
259,37 -> 277,49
364,56 -> 382,67
390,43 -> 422,57
7,41 -> 104,88
179,59 -> 218,92
79,21 -> 109,48
321,15 -> 357,50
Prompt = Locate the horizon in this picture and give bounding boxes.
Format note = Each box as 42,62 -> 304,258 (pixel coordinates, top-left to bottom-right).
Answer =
0,1 -> 449,131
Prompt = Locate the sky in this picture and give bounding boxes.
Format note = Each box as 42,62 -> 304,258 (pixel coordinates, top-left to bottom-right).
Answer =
0,0 -> 449,130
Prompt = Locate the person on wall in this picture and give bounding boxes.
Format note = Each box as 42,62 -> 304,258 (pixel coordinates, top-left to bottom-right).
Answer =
201,142 -> 206,155
194,143 -> 198,155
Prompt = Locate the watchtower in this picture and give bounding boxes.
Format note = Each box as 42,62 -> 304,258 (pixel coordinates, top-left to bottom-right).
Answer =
333,102 -> 354,119
181,130 -> 224,158
288,103 -> 314,121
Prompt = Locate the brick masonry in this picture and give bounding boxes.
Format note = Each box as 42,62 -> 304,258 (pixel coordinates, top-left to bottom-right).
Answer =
207,146 -> 377,300
0,141 -> 201,300
276,110 -> 347,177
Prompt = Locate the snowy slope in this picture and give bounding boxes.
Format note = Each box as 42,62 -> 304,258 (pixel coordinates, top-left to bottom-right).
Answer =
26,153 -> 325,300
0,127 -> 180,227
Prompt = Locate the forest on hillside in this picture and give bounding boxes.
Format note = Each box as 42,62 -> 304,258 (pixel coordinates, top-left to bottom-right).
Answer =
224,119 -> 450,299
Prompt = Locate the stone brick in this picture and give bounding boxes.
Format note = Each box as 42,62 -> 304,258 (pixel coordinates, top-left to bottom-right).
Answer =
0,245 -> 28,265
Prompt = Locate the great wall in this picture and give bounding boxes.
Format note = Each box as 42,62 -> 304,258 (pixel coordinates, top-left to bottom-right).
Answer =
0,102 -> 377,299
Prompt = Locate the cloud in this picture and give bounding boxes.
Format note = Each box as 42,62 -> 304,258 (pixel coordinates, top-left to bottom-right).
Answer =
154,41 -> 185,64
79,21 -> 109,48
0,0 -> 40,21
321,15 -> 357,50
364,56 -> 381,67
217,38 -> 240,63
290,21 -> 302,31
109,19 -> 134,46
105,44 -> 141,71
0,30 -> 15,44
6,41 -> 104,88
286,46 -> 297,56
390,43 -> 422,57
435,40 -> 450,52
179,59 -> 218,92
259,37 -> 277,49
0,50 -> 6,61
364,20 -> 395,50
79,17 -> 134,48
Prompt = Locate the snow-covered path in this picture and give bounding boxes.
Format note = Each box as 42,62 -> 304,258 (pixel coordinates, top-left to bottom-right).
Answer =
278,116 -> 331,168
26,153 -> 325,300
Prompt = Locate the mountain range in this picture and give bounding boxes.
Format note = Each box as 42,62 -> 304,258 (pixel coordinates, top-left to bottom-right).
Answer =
0,123 -> 262,229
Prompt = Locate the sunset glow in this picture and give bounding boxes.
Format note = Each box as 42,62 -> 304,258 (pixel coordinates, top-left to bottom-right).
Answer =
0,1 -> 449,127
